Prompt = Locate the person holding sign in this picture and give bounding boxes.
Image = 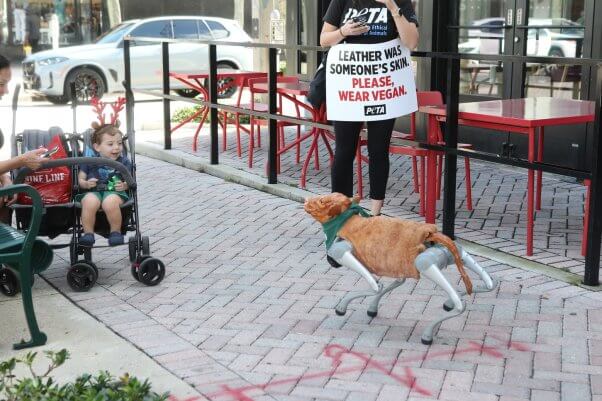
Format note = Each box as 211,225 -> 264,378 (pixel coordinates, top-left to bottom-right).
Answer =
320,0 -> 419,216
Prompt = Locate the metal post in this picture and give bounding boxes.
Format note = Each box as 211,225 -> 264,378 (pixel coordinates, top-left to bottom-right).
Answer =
208,44 -> 219,165
442,58 -> 460,238
584,64 -> 602,286
70,82 -> 77,134
162,42 -> 172,150
123,39 -> 133,137
268,47 -> 278,184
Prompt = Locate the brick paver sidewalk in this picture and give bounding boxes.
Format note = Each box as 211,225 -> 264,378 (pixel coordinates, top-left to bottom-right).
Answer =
40,156 -> 602,401
148,124 -> 591,276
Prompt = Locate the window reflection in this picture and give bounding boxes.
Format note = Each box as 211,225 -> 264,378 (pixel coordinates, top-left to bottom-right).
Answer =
526,0 -> 584,99
458,0 -> 504,96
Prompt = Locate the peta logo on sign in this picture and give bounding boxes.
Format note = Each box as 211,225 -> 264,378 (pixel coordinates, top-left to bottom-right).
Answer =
364,104 -> 387,116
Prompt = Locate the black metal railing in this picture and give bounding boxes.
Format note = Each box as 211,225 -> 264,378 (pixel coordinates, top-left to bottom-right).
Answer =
122,35 -> 602,286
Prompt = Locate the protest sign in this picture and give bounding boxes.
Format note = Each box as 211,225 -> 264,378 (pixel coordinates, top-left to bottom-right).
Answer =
326,38 -> 417,121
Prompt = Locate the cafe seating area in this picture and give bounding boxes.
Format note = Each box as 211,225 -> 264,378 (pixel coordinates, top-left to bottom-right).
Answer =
152,76 -> 593,277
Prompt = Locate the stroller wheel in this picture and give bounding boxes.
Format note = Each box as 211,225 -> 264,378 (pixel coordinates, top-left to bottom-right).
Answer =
130,256 -> 149,282
0,267 -> 20,296
81,260 -> 99,277
138,257 -> 165,287
67,262 -> 98,292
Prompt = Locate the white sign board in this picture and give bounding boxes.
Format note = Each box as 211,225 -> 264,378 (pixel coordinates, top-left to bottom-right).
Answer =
326,38 -> 417,122
270,19 -> 285,43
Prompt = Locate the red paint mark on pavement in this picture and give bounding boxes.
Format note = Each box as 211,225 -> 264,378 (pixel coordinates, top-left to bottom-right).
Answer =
324,344 -> 431,395
200,337 -> 530,401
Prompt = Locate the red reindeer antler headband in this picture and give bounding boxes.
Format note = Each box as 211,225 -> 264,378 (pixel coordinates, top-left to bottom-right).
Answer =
90,97 -> 126,127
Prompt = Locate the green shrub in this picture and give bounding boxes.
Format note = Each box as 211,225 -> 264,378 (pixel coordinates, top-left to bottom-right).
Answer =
172,105 -> 206,124
172,106 -> 251,125
0,349 -> 169,401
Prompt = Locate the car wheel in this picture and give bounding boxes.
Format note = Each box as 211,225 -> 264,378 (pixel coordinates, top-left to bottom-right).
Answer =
65,67 -> 106,103
548,48 -> 565,58
202,63 -> 239,99
175,88 -> 199,98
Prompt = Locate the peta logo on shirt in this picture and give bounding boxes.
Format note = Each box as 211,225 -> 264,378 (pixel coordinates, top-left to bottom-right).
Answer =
342,8 -> 389,24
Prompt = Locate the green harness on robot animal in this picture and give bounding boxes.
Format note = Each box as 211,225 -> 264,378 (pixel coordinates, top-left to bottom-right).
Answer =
321,203 -> 371,250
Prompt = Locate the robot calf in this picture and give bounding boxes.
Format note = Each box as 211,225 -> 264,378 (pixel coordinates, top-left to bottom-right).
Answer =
304,193 -> 497,345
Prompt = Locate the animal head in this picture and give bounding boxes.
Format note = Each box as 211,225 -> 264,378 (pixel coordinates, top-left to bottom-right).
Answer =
304,193 -> 359,223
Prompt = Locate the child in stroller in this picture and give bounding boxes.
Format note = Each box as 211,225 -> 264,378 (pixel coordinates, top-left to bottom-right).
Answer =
77,122 -> 131,247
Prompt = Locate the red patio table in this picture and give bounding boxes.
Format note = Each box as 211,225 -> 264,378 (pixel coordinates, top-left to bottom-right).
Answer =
253,81 -> 333,188
420,97 -> 596,256
170,70 -> 267,152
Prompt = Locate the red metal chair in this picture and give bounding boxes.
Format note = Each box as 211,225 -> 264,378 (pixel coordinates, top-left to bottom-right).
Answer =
247,76 -> 303,168
356,91 -> 473,215
355,116 -> 428,215
421,91 -> 473,210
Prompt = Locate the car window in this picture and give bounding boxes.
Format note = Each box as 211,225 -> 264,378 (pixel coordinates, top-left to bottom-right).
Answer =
173,19 -> 199,39
95,22 -> 134,44
130,20 -> 173,42
198,20 -> 212,40
205,20 -> 229,40
481,20 -> 503,35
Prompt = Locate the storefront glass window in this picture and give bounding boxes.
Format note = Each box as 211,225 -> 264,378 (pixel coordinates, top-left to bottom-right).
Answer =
525,0 -> 584,99
0,0 -> 120,60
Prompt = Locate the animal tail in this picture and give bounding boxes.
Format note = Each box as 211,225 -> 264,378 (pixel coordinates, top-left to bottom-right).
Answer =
425,232 -> 473,295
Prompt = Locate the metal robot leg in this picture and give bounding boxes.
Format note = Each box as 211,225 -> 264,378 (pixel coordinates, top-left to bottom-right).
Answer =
415,247 -> 465,345
328,240 -> 404,317
442,244 -> 498,312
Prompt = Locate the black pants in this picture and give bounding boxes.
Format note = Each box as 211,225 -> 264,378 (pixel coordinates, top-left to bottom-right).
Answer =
331,119 -> 396,200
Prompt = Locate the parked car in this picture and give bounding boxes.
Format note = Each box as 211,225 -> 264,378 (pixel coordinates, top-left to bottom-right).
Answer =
22,16 -> 254,103
458,17 -> 583,58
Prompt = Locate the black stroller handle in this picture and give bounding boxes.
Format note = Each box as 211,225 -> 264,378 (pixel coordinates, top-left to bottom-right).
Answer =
14,157 -> 136,189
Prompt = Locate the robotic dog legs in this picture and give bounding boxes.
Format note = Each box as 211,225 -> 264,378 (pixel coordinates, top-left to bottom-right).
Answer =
327,240 -> 497,345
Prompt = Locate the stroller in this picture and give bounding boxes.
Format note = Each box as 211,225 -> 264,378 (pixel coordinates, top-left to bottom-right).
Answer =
6,84 -> 165,294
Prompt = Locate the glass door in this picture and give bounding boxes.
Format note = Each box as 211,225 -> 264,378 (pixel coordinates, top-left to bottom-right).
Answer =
521,0 -> 585,100
458,0 -> 589,100
457,0 -> 510,97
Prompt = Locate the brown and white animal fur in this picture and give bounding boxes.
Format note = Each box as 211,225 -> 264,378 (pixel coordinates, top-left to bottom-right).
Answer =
304,193 -> 472,295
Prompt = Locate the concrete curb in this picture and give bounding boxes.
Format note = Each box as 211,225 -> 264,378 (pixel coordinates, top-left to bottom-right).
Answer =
136,141 -> 314,203
135,140 -> 597,292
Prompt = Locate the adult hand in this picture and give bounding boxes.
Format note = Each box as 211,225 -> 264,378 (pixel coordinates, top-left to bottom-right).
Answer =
114,180 -> 127,192
0,175 -> 16,205
340,20 -> 370,37
19,148 -> 48,170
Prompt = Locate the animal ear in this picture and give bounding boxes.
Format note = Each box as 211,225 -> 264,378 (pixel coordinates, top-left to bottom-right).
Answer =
91,121 -> 101,130
329,204 -> 343,217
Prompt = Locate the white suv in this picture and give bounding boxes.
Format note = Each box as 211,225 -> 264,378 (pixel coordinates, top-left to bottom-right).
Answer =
459,17 -> 583,59
22,16 -> 254,103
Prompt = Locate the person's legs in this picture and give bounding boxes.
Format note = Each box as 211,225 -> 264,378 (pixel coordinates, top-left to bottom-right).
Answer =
81,193 -> 101,233
331,121 -> 363,197
366,118 -> 395,215
101,194 -> 124,234
0,206 -> 11,225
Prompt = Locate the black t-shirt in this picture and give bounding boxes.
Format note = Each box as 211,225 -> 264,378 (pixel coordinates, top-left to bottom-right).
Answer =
323,0 -> 418,44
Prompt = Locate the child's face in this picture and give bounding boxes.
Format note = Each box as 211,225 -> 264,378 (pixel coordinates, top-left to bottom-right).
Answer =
93,132 -> 123,160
